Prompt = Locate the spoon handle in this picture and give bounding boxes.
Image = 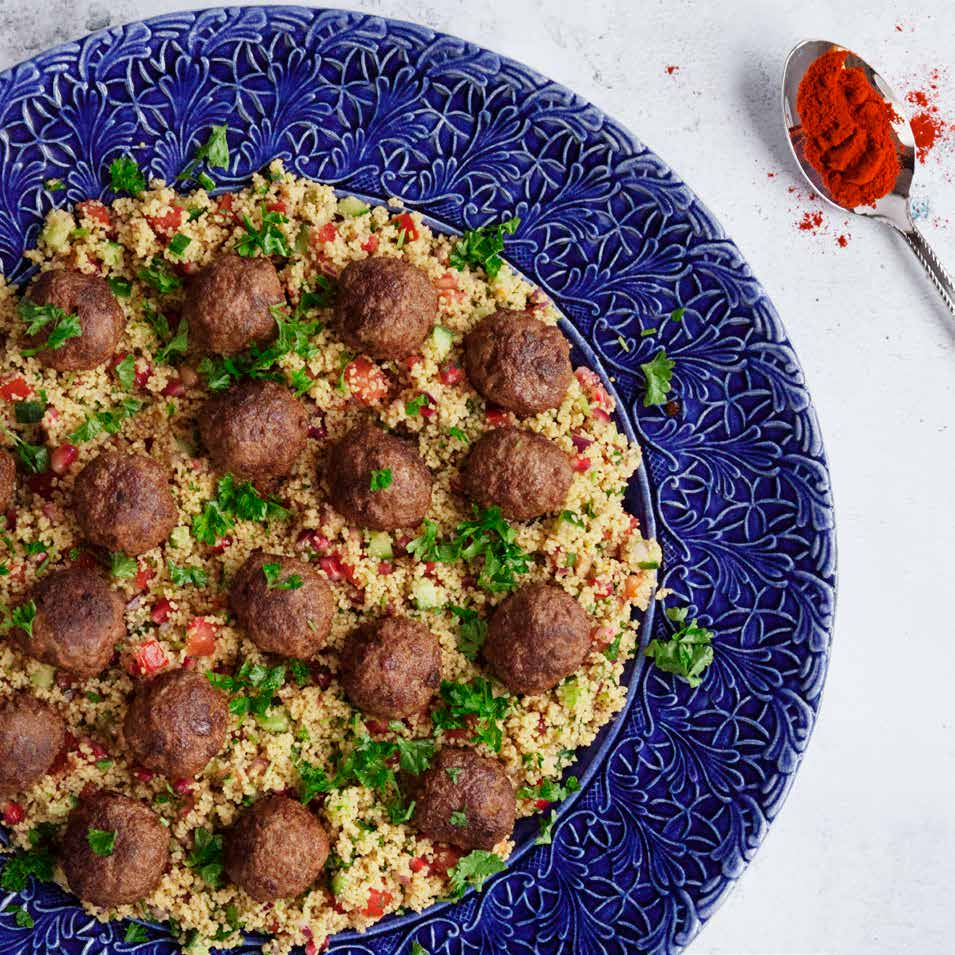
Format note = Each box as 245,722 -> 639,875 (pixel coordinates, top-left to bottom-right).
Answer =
902,224 -> 955,318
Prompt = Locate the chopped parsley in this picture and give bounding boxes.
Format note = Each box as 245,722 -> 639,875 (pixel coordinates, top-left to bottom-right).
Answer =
192,474 -> 289,545
450,810 -> 468,828
167,233 -> 192,257
641,348 -> 675,407
186,827 -> 223,887
369,468 -> 392,492
432,678 -> 509,752
168,561 -> 208,588
445,766 -> 462,783
405,394 -> 429,417
448,217 -> 520,280
447,426 -> 468,443
155,320 -> 189,365
6,600 -> 37,637
516,776 -> 580,802
138,257 -> 182,295
603,631 -> 624,661
0,836 -> 54,891
108,155 -> 146,196
44,178 -> 65,192
68,397 -> 143,443
86,828 -> 116,856
13,400 -> 45,424
262,562 -> 303,591
288,658 -> 311,687
8,905 -> 34,929
17,300 -> 82,356
559,509 -> 585,528
446,605 -> 487,661
411,943 -> 429,955
207,660 -> 286,719
644,606 -> 714,687
3,428 -> 48,473
114,354 -> 136,391
236,207 -> 291,258
536,810 -> 557,845
124,923 -> 150,944
177,125 -> 230,187
386,726 -> 435,774
447,850 -> 506,897
109,552 -> 138,579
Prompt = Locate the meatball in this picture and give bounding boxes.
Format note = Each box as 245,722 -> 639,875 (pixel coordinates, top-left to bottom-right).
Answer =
182,254 -> 284,355
326,421 -> 432,530
72,450 -> 178,556
462,427 -> 573,521
223,795 -> 329,901
23,269 -> 125,371
333,257 -> 438,360
0,448 -> 15,512
411,748 -> 515,851
0,694 -> 67,798
229,551 -> 334,659
483,583 -> 590,694
16,566 -> 124,678
199,380 -> 307,488
339,617 -> 441,719
123,669 -> 229,779
463,310 -> 573,416
61,792 -> 169,906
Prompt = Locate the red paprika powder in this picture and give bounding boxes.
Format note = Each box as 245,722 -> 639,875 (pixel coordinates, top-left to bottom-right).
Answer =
796,50 -> 899,207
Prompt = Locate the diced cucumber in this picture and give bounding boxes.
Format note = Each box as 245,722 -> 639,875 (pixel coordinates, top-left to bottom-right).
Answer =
29,663 -> 56,690
337,196 -> 369,218
254,709 -> 289,734
430,325 -> 454,361
412,578 -> 442,610
331,871 -> 348,896
41,211 -> 73,252
366,531 -> 393,560
101,242 -> 124,269
169,526 -> 191,550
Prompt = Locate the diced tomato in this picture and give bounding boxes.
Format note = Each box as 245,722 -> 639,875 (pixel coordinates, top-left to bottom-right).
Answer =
343,356 -> 390,405
403,354 -> 422,370
394,213 -> 418,242
185,617 -> 217,657
534,798 -> 550,810
434,272 -> 465,302
172,778 -> 193,796
590,625 -> 614,650
150,598 -> 172,625
378,561 -> 394,576
318,555 -> 346,582
575,367 -> 613,413
3,801 -> 25,826
591,578 -> 613,598
485,407 -> 510,427
50,443 -> 78,475
76,200 -> 111,227
134,365 -> 152,389
0,377 -> 31,401
409,856 -> 426,873
146,206 -> 184,235
162,377 -> 186,397
210,535 -> 233,554
361,235 -> 379,254
132,768 -> 155,784
134,563 -> 155,592
86,739 -> 108,760
296,529 -> 330,554
592,407 -> 612,422
573,456 -> 591,472
361,888 -> 393,919
426,845 -> 462,878
130,640 -> 168,677
217,193 -> 235,211
316,222 -> 338,243
267,200 -> 287,214
438,363 -> 464,386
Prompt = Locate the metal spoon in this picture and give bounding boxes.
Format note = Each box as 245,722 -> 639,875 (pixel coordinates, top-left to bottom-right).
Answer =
782,38 -> 955,316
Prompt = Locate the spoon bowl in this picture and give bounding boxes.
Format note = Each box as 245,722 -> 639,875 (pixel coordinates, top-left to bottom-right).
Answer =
782,39 -> 955,315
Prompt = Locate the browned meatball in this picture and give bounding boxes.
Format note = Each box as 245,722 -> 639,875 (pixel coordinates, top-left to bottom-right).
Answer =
223,795 -> 329,901
483,583 -> 590,694
229,551 -> 334,659
462,427 -> 573,521
199,380 -> 307,488
0,694 -> 67,798
16,566 -> 124,678
339,617 -> 441,719
333,257 -> 438,360
123,669 -> 229,779
326,421 -> 431,530
463,310 -> 573,416
61,792 -> 169,906
72,450 -> 177,556
0,449 -> 15,512
23,269 -> 125,371
182,254 -> 283,355
411,748 -> 515,851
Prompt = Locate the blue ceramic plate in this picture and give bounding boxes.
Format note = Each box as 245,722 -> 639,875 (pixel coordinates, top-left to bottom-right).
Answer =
0,7 -> 835,954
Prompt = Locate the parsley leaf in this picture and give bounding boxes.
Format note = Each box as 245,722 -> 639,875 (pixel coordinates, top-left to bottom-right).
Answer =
516,775 -> 580,803
192,474 -> 289,545
138,257 -> 182,295
236,207 -> 290,258
262,562 -> 303,590
107,276 -> 132,298
167,233 -> 191,257
154,319 -> 189,365
124,923 -> 150,944
168,561 -> 208,587
114,354 -> 136,392
410,941 -> 429,955
641,349 -> 675,407
8,905 -> 34,929
447,850 -> 506,897
450,810 -> 468,827
6,600 -> 37,637
3,428 -> 48,474
196,125 -> 230,169
18,300 -> 82,356
446,605 -> 487,661
386,726 -> 435,775
536,810 -> 557,845
644,607 -> 714,687
69,397 -> 143,443
206,659 -> 286,719
44,178 -> 65,192
108,155 -> 146,196
87,828 -> 116,856
449,217 -> 519,280
296,759 -> 335,805
0,840 -> 54,891
186,827 -> 223,887
288,658 -> 311,686
405,394 -> 429,417
432,678 -> 509,752
109,552 -> 138,579
369,468 -> 392,492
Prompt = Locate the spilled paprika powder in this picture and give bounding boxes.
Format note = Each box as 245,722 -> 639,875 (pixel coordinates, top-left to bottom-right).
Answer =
796,49 -> 899,207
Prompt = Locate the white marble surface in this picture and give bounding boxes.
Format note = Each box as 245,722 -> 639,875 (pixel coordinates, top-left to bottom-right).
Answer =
1,1 -> 954,953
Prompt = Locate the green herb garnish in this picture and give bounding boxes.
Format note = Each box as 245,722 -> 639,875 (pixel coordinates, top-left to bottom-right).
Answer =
167,233 -> 192,257
13,400 -> 45,425
369,468 -> 392,492
124,923 -> 150,944
431,678 -> 509,752
114,354 -> 136,392
447,850 -> 506,897
192,474 -> 289,545
262,562 -> 303,591
18,300 -> 82,356
641,348 -> 675,407
644,606 -> 714,687
86,828 -> 116,857
186,827 -> 223,887
448,217 -> 519,280
138,257 -> 182,295
206,660 -> 286,719
446,605 -> 487,661
168,561 -> 208,588
68,397 -> 143,443
108,155 -> 146,195
450,810 -> 468,828
236,207 -> 291,258
109,553 -> 137,579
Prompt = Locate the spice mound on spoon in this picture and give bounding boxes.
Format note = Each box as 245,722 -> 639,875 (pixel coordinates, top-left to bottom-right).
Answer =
782,39 -> 955,317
